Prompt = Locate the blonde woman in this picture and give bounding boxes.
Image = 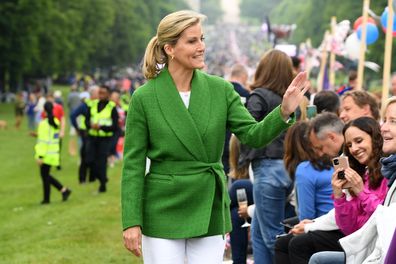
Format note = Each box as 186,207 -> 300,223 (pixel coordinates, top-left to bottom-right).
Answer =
121,10 -> 308,263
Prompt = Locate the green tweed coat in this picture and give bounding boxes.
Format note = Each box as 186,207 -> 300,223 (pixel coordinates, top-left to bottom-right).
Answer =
121,68 -> 293,239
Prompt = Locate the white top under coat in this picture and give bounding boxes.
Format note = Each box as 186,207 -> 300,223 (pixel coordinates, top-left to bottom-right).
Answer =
179,91 -> 191,108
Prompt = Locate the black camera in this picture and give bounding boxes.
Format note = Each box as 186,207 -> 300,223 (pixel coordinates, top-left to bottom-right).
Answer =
337,170 -> 345,180
333,159 -> 339,165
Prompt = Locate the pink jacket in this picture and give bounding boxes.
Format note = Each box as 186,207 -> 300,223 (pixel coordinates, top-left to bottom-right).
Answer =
334,172 -> 388,235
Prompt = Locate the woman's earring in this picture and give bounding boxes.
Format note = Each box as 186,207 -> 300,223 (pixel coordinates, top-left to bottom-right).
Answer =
171,55 -> 174,60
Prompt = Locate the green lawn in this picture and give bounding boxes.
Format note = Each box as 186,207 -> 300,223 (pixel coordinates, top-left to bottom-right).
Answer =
0,88 -> 141,263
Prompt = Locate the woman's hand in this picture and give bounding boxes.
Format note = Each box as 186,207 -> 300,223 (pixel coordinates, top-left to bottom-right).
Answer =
331,168 -> 347,198
343,167 -> 364,195
238,205 -> 249,219
280,71 -> 309,120
91,123 -> 100,130
123,226 -> 142,257
290,219 -> 313,235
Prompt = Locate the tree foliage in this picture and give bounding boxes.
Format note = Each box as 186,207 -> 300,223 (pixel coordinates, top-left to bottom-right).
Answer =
0,0 -> 186,91
240,0 -> 278,24
200,0 -> 224,24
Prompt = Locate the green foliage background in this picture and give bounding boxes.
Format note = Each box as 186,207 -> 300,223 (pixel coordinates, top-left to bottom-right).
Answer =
2,0 -> 395,92
0,0 -> 188,91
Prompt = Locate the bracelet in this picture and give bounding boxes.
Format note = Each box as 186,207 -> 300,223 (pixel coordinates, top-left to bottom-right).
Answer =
285,112 -> 295,124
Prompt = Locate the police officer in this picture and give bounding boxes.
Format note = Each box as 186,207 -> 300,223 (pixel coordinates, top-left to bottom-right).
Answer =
85,85 -> 118,192
70,86 -> 98,183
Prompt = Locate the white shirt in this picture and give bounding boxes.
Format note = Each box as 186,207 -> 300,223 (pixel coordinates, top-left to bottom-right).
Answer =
179,91 -> 191,108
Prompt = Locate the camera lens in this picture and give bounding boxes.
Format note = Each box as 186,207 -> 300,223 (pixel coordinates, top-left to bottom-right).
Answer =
334,159 -> 339,165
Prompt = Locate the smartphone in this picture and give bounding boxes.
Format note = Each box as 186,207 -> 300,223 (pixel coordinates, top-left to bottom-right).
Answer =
280,221 -> 294,229
332,156 -> 349,179
276,233 -> 289,239
306,105 -> 317,119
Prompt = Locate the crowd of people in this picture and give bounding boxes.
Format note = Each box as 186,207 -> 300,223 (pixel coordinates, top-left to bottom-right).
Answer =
5,9 -> 396,264
11,72 -> 138,203
224,61 -> 396,264
227,85 -> 396,264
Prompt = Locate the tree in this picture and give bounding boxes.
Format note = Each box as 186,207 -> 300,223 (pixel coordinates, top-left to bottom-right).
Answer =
201,0 -> 224,24
240,0 -> 279,24
0,0 -> 52,91
0,0 -> 189,92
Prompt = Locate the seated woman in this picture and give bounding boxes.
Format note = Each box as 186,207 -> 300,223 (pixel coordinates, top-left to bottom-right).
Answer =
333,117 -> 387,235
228,134 -> 254,264
284,121 -> 334,221
275,117 -> 388,264
309,97 -> 396,264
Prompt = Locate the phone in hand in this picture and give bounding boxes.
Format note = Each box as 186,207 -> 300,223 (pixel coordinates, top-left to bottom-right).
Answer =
332,156 -> 349,180
280,221 -> 294,229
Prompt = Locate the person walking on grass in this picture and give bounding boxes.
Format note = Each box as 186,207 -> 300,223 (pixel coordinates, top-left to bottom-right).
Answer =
35,102 -> 71,204
85,85 -> 118,193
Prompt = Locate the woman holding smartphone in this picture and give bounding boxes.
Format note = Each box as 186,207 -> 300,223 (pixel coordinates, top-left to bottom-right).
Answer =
308,98 -> 396,264
275,116 -> 388,264
332,117 -> 388,235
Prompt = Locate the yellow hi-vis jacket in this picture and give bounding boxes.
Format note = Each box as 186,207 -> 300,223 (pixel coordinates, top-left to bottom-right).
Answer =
77,99 -> 93,131
88,100 -> 116,137
120,93 -> 130,112
35,118 -> 60,166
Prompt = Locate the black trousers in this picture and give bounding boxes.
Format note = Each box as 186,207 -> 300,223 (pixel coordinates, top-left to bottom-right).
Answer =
274,230 -> 344,264
109,129 -> 121,157
78,134 -> 94,183
40,164 -> 63,202
86,136 -> 111,191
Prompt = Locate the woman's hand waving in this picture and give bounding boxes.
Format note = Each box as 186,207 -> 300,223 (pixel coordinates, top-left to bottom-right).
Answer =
280,71 -> 309,120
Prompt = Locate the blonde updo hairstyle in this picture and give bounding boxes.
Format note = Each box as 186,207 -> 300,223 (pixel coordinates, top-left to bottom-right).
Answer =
142,10 -> 206,79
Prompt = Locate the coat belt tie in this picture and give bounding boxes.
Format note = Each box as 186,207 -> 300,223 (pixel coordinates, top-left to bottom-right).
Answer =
150,160 -> 229,236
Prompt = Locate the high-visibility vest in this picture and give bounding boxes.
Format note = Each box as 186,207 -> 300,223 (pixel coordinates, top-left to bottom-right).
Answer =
77,115 -> 86,131
88,100 -> 116,137
120,93 -> 130,112
77,99 -> 93,131
35,119 -> 60,166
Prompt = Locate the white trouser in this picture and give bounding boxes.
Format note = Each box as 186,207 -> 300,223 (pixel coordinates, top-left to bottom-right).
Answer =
142,235 -> 225,264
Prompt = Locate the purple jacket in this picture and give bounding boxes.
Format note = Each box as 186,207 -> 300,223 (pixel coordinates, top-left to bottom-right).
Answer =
385,228 -> 396,264
334,172 -> 388,235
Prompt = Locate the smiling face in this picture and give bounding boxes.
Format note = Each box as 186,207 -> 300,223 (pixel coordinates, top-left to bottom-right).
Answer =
381,102 -> 396,155
344,126 -> 373,165
339,96 -> 370,123
165,23 -> 205,71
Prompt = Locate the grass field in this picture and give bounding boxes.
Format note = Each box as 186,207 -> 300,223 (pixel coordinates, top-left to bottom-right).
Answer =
0,87 -> 141,263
